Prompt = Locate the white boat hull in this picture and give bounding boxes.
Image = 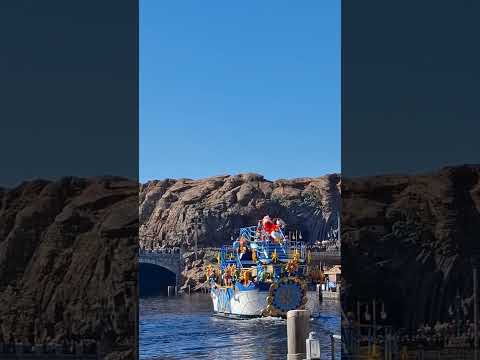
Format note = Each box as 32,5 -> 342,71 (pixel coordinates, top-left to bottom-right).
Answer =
212,286 -> 266,317
211,285 -> 320,318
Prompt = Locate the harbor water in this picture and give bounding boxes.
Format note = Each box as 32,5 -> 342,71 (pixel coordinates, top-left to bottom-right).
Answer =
140,292 -> 340,360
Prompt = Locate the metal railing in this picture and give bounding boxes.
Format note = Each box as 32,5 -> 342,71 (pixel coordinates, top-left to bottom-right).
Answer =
239,226 -> 257,241
138,247 -> 181,255
219,245 -> 240,269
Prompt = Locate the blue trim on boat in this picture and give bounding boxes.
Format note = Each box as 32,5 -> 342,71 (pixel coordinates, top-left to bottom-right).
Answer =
235,282 -> 257,292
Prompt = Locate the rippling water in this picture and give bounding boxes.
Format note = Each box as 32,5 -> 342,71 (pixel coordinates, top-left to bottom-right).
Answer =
140,293 -> 340,360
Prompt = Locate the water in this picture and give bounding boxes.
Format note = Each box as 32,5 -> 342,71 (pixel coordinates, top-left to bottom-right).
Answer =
140,293 -> 341,360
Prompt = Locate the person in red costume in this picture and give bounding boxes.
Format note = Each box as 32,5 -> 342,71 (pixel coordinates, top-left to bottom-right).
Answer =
262,215 -> 275,234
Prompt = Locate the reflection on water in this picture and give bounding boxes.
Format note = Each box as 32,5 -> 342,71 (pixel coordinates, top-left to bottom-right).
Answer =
140,293 -> 340,360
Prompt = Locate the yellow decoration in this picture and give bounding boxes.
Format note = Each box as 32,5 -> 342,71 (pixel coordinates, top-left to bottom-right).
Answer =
216,252 -> 221,264
224,264 -> 236,277
252,249 -> 257,262
242,270 -> 250,285
307,250 -> 312,265
293,249 -> 300,262
285,259 -> 298,274
272,249 -> 278,263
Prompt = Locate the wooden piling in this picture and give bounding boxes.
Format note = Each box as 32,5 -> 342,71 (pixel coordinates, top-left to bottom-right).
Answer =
287,309 -> 310,360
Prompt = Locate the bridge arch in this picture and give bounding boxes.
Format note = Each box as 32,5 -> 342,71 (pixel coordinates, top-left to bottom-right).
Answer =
138,250 -> 183,296
139,256 -> 180,277
139,262 -> 177,297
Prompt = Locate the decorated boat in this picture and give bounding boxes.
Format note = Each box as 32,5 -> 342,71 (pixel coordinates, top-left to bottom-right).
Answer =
207,216 -> 321,319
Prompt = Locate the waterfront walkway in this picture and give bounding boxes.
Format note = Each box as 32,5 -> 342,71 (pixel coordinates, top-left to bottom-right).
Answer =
0,343 -> 98,359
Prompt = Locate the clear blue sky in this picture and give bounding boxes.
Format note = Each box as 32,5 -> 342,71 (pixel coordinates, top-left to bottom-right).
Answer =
140,1 -> 340,183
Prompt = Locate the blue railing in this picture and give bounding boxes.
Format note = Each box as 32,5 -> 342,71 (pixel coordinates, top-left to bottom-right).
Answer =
218,227 -> 309,270
237,226 -> 307,263
239,226 -> 258,241
255,240 -> 306,262
220,245 -> 241,270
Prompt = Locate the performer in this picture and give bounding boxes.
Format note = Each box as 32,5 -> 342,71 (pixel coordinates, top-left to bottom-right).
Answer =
238,236 -> 247,253
271,218 -> 286,242
262,215 -> 275,234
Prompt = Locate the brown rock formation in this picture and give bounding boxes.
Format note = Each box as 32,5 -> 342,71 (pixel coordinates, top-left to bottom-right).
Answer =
342,164 -> 480,330
139,173 -> 341,249
0,177 -> 137,359
139,173 -> 340,292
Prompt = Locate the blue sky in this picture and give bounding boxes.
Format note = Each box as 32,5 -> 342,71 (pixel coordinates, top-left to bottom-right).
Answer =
140,1 -> 340,182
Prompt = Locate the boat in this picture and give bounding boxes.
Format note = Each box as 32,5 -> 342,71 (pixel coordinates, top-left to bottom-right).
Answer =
207,216 -> 321,319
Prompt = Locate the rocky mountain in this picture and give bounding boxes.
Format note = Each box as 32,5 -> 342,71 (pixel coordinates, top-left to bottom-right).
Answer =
139,173 -> 341,249
342,164 -> 480,330
139,173 -> 341,293
0,177 -> 137,360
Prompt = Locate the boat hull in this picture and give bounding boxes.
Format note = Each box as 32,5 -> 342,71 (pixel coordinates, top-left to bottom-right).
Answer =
211,285 -> 267,317
210,284 -> 320,318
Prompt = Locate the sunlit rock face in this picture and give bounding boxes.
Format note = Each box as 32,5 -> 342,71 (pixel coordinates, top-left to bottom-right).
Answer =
139,173 -> 341,292
0,177 -> 138,360
140,173 -> 341,248
342,164 -> 480,329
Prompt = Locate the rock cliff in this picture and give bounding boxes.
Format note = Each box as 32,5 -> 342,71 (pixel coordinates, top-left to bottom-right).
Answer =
139,173 -> 341,292
139,173 -> 341,248
342,164 -> 480,329
0,177 -> 137,360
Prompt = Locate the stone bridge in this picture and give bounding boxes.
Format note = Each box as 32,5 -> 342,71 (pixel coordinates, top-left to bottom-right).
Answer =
138,249 -> 183,285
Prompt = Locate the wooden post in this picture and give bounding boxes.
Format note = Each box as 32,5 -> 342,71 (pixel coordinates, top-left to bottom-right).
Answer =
168,286 -> 175,296
287,309 -> 310,360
